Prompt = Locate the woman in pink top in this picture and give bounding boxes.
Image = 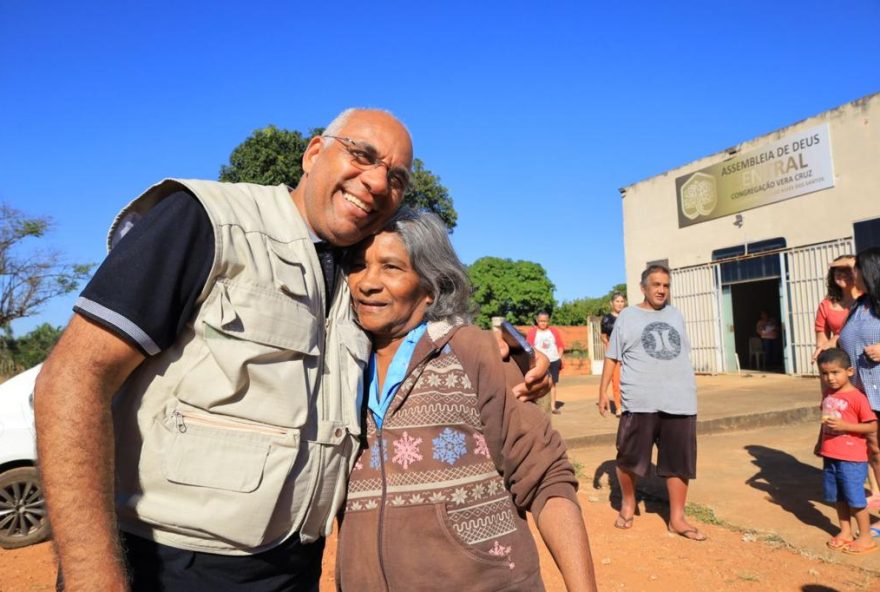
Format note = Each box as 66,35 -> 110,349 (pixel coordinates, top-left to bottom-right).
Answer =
813,255 -> 861,362
812,254 -> 878,505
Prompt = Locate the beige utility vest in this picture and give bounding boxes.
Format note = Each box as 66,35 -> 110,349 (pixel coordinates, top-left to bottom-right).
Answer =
110,179 -> 370,554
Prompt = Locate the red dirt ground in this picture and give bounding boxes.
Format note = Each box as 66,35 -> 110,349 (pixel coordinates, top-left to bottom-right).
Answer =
3,484 -> 877,592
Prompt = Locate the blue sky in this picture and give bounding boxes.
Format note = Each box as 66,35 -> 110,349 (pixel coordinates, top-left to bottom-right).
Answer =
2,1 -> 878,335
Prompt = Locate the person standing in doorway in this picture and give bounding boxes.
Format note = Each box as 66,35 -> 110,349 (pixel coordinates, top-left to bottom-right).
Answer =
597,264 -> 705,541
756,310 -> 781,369
600,292 -> 627,417
528,312 -> 565,414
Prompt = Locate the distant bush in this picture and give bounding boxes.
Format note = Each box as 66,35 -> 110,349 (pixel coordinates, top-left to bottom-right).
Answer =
0,323 -> 63,375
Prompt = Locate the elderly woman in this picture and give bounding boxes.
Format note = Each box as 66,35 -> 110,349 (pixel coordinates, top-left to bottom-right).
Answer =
839,247 -> 880,517
335,208 -> 596,592
813,254 -> 861,362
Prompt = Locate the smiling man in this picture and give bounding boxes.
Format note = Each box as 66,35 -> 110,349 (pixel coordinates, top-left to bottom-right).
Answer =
34,109 -> 548,592
597,263 -> 705,542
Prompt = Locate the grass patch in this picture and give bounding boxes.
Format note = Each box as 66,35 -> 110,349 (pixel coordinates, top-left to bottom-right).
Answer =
684,502 -> 725,526
571,459 -> 585,479
736,571 -> 760,582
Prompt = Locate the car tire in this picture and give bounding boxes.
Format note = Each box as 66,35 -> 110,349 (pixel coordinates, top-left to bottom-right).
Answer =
0,466 -> 50,549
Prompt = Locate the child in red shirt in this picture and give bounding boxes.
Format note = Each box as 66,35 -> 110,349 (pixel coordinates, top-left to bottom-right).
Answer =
814,348 -> 878,555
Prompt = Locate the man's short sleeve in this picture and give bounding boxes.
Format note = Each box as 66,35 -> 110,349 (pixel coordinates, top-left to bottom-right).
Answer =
74,191 -> 214,355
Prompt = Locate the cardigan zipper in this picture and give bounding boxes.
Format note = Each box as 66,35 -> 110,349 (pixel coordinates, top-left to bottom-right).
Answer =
376,427 -> 392,591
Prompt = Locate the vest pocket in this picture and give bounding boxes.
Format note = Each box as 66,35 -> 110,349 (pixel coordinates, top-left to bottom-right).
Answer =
206,279 -> 318,354
175,279 -> 319,425
150,407 -> 300,547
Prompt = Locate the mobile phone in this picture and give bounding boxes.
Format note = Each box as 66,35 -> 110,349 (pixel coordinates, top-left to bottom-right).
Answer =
499,320 -> 536,376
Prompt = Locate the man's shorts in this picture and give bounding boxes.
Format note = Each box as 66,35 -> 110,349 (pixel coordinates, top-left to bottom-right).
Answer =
548,359 -> 562,383
823,458 -> 868,508
615,412 -> 697,479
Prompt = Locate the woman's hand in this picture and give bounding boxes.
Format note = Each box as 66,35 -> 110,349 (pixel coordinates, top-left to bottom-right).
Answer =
865,342 -> 880,363
514,352 -> 552,402
493,330 -> 552,401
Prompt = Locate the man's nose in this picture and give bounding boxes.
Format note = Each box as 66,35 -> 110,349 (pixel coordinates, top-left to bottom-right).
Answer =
360,164 -> 390,196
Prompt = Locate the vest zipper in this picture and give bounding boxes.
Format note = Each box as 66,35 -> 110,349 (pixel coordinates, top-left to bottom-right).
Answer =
171,410 -> 287,436
376,427 -> 391,591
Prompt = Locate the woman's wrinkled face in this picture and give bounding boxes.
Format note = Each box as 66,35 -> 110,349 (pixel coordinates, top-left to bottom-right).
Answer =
347,231 -> 433,340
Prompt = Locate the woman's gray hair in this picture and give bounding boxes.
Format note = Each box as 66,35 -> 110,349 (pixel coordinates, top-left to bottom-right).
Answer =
379,207 -> 474,323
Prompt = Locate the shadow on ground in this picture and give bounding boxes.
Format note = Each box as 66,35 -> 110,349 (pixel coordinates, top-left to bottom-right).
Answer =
591,459 -> 672,523
744,444 -> 837,535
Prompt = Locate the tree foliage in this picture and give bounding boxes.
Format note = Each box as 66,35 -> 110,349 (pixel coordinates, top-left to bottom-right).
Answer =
0,204 -> 93,329
553,283 -> 628,325
218,125 -> 458,229
468,257 -> 555,328
0,323 -> 63,374
405,159 -> 457,229
219,125 -> 311,188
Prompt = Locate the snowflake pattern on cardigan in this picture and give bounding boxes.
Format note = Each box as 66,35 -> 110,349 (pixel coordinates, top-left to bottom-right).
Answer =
392,431 -> 423,469
433,428 -> 467,465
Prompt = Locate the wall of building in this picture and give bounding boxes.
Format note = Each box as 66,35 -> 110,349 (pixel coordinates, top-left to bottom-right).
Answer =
620,93 -> 880,298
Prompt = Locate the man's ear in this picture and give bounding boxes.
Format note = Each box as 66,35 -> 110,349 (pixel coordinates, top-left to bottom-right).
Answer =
302,136 -> 325,174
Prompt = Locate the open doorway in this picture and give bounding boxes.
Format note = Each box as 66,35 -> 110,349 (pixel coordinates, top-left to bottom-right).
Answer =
731,279 -> 784,372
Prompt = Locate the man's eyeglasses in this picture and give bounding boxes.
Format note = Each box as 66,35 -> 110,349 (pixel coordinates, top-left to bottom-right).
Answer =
322,135 -> 410,194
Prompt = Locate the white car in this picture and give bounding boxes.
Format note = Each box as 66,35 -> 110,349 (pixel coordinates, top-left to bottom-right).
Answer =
0,364 -> 49,548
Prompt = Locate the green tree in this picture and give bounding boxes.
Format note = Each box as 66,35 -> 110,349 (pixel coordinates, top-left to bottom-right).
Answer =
219,125 -> 310,187
218,125 -> 458,229
468,257 -> 555,328
405,159 -> 457,229
2,323 -> 63,371
553,283 -> 628,325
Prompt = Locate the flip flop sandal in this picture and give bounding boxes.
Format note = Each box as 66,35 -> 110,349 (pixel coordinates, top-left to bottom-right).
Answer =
668,527 -> 708,542
843,541 -> 878,555
613,514 -> 634,529
826,536 -> 852,550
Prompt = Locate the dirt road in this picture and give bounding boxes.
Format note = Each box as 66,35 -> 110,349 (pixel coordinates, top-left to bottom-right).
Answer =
4,373 -> 879,590
3,479 -> 877,592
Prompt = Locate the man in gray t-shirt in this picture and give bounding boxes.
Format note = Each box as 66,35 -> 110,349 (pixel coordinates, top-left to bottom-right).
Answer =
598,264 -> 706,541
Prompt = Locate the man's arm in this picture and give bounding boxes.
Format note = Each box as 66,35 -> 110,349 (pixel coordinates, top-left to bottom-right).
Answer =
35,314 -> 145,592
534,497 -> 597,592
597,356 -> 618,416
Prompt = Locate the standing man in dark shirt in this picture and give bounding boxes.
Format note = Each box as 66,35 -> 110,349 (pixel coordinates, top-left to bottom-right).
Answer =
34,108 -> 552,592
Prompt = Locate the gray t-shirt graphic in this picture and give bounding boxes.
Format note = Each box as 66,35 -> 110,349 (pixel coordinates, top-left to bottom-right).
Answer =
606,305 -> 697,415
